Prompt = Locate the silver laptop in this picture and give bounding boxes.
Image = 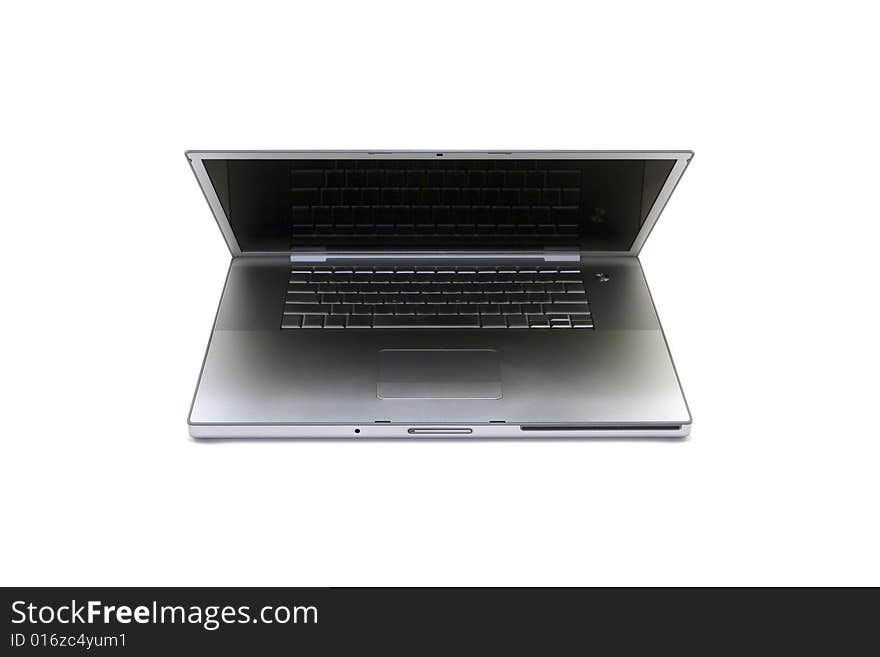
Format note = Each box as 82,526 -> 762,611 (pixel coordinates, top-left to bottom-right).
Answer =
187,150 -> 692,439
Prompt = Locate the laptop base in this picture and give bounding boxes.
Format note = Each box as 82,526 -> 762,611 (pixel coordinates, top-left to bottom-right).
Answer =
189,256 -> 691,439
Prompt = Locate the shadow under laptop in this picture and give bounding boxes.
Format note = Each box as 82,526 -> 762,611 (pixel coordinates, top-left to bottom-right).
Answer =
190,434 -> 690,444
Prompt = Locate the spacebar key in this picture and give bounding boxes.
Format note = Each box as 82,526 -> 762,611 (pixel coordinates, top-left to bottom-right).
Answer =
373,315 -> 479,328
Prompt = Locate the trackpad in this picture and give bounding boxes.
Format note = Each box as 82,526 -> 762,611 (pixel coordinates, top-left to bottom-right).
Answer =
378,349 -> 502,399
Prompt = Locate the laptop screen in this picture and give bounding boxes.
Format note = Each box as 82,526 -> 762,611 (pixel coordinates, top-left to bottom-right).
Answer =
201,156 -> 678,252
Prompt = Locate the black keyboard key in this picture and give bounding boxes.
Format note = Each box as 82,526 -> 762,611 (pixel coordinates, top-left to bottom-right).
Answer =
437,305 -> 461,315
347,316 -> 373,328
287,293 -> 320,303
373,316 -> 480,328
544,303 -> 591,314
281,314 -> 303,328
285,304 -> 333,315
480,316 -> 507,328
555,292 -> 587,303
324,315 -> 346,328
506,315 -> 528,328
302,316 -> 324,328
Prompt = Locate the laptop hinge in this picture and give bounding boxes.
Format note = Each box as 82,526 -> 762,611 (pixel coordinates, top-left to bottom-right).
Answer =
290,247 -> 580,263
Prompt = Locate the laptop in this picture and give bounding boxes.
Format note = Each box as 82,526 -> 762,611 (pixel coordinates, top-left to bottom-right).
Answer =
187,150 -> 692,439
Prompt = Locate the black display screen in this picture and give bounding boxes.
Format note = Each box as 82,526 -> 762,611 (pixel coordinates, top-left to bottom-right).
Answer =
203,157 -> 676,252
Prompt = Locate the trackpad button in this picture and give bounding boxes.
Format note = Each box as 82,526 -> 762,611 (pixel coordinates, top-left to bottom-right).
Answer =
378,349 -> 502,399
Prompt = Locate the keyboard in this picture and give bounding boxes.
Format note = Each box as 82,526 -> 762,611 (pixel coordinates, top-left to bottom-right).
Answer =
281,265 -> 594,329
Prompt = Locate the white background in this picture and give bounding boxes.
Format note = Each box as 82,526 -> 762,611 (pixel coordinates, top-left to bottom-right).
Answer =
2,1 -> 878,586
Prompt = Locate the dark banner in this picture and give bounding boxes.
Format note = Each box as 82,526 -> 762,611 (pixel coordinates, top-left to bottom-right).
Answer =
2,587 -> 876,654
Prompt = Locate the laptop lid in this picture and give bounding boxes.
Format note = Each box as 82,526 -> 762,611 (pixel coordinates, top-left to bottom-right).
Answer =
187,151 -> 692,256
